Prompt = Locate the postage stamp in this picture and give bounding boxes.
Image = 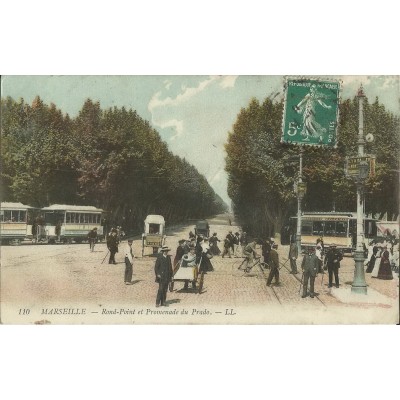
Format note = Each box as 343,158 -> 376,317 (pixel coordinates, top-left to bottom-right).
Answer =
1,75 -> 399,325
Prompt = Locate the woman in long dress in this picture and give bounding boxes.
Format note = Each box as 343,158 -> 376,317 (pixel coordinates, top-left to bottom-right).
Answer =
370,246 -> 382,278
376,249 -> 393,280
209,233 -> 221,256
366,243 -> 378,273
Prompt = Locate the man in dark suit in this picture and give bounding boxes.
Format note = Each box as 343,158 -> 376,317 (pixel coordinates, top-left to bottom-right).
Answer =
324,243 -> 343,288
154,246 -> 173,307
266,244 -> 280,286
301,246 -> 320,298
107,229 -> 119,264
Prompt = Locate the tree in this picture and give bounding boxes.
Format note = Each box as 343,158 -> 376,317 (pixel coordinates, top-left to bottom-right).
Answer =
225,95 -> 400,237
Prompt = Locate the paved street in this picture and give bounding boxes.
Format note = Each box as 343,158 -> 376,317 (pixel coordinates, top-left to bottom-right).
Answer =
1,214 -> 398,324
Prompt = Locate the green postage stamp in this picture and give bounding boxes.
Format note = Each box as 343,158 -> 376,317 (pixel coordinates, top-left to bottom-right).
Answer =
282,78 -> 340,147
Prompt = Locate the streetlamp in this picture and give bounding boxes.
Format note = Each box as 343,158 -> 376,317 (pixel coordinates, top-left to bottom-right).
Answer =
351,86 -> 369,294
295,148 -> 306,255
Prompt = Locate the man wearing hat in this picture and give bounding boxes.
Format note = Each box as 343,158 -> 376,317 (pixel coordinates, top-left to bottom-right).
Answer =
107,229 -> 119,264
266,243 -> 280,286
324,243 -> 343,288
124,239 -> 134,285
88,227 -> 98,252
154,246 -> 173,307
301,245 -> 319,298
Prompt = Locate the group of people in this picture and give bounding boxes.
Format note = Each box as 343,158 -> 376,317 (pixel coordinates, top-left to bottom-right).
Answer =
94,226 -> 399,306
365,238 -> 399,280
203,230 -> 248,258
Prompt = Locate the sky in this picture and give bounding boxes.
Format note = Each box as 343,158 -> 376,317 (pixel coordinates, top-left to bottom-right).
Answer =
1,75 -> 399,207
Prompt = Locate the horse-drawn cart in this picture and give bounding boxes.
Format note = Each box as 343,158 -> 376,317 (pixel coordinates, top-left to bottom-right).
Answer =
141,215 -> 166,257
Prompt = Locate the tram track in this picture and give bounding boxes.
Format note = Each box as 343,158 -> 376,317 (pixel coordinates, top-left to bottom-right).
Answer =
230,255 -> 326,307
279,257 -> 327,307
2,245 -> 107,268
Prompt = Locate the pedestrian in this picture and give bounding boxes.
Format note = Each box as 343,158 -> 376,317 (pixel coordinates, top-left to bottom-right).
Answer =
199,238 -> 214,273
233,232 -> 240,257
243,238 -> 259,272
87,227 -> 98,252
366,242 -> 379,273
154,246 -> 173,307
262,239 -> 272,265
227,231 -> 235,255
106,229 -> 119,264
266,243 -> 280,286
376,247 -> 393,280
316,237 -> 324,252
239,231 -> 248,255
222,235 -> 232,258
173,239 -> 186,268
301,246 -> 320,298
124,239 -> 134,285
209,232 -> 221,256
288,240 -> 299,274
315,243 -> 323,273
181,245 -> 197,290
323,243 -> 343,288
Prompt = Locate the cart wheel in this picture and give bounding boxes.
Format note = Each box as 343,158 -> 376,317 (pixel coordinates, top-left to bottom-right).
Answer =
169,281 -> 174,292
198,272 -> 205,294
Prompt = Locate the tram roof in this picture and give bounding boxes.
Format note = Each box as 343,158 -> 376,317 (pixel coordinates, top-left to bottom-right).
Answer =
41,204 -> 104,212
144,214 -> 165,224
302,212 -> 357,217
1,202 -> 34,210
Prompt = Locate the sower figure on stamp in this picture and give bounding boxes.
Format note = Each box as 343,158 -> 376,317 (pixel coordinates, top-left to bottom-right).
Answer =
301,246 -> 319,298
288,240 -> 298,274
124,239 -> 134,285
266,243 -> 280,286
154,246 -> 173,307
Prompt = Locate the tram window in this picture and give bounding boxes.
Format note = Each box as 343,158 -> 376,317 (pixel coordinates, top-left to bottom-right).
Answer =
18,211 -> 26,222
0,210 -> 4,222
313,221 -> 324,235
336,221 -> 347,237
4,210 -> 12,221
301,221 -> 313,235
325,221 -> 336,236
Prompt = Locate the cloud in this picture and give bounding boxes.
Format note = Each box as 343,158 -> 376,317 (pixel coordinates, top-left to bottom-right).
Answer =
219,75 -> 238,88
155,118 -> 184,141
148,76 -> 219,112
163,79 -> 172,90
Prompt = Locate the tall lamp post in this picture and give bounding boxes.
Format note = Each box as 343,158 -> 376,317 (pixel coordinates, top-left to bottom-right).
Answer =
351,86 -> 369,294
295,148 -> 307,255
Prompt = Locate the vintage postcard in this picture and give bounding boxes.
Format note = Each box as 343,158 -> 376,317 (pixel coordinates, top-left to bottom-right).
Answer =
1,75 -> 399,324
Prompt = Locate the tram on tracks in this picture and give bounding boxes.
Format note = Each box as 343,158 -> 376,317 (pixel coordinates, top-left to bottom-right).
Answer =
0,202 -> 39,245
281,212 -> 378,253
40,204 -> 105,244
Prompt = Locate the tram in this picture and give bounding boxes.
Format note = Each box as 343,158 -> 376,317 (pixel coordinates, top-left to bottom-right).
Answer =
0,202 -> 37,244
40,204 -> 105,243
282,212 -> 378,253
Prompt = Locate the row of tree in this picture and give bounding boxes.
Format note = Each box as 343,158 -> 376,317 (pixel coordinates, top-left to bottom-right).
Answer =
1,96 -> 227,232
225,96 -> 400,238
